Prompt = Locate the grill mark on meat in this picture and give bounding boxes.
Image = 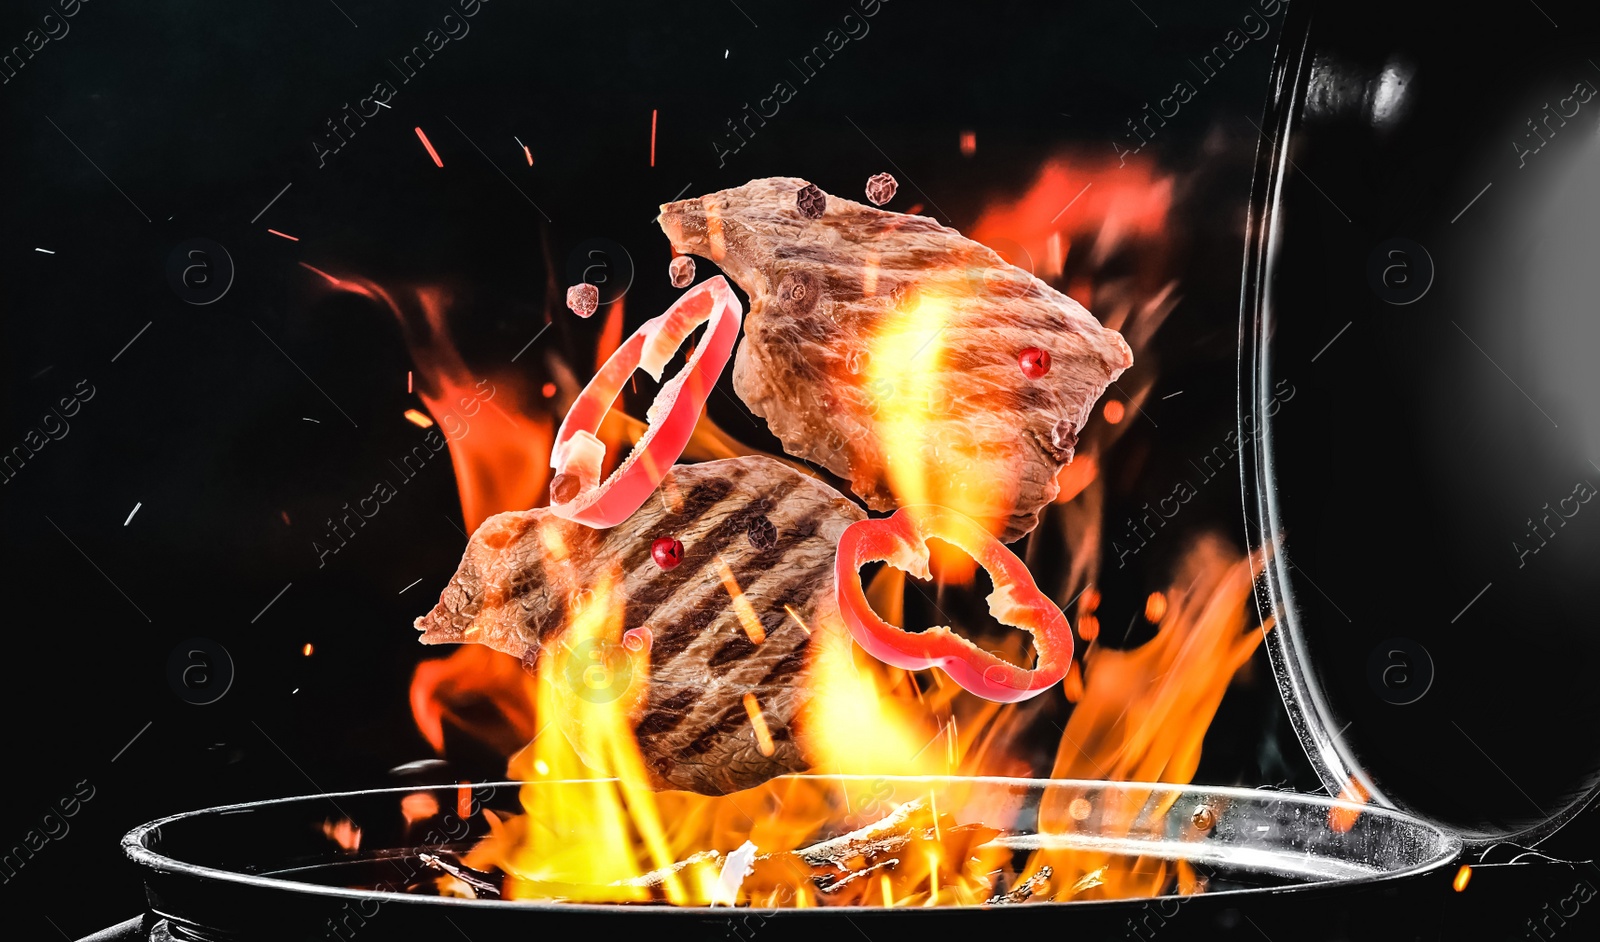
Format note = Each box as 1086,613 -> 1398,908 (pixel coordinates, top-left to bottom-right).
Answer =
756,643 -> 810,689
707,633 -> 758,667
616,479 -> 738,574
413,456 -> 863,795
649,603 -> 717,665
634,688 -> 699,737
684,703 -> 755,757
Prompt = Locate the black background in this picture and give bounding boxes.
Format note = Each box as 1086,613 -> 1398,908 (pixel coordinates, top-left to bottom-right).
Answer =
1,0 -> 1592,938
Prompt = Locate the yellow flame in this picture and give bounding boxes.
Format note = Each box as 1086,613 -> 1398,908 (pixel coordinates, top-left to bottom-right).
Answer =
865,293 -> 950,514
500,572 -> 692,903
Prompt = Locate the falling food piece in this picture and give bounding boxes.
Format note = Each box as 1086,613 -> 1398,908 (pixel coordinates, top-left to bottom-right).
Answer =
668,255 -> 696,288
550,277 -> 743,527
657,178 -> 1131,542
566,283 -> 600,318
1102,400 -> 1125,424
1017,346 -> 1052,379
795,183 -> 826,219
650,536 -> 683,570
404,408 -> 435,428
834,506 -> 1073,702
415,127 -> 444,167
413,457 -> 863,794
864,172 -> 898,206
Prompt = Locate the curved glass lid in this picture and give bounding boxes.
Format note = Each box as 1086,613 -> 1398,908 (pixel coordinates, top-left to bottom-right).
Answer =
1240,0 -> 1600,846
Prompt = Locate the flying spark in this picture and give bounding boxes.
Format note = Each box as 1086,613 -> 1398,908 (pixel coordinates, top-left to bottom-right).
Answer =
267,229 -> 300,241
650,109 -> 658,167
404,408 -> 435,428
35,247 -> 55,254
415,127 -> 444,167
124,502 -> 142,526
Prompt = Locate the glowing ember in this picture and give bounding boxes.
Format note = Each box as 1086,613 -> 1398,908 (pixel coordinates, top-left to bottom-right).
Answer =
302,643 -> 313,656
1102,400 -> 1125,424
959,130 -> 976,156
1453,864 -> 1472,892
415,127 -> 444,168
1329,777 -> 1371,833
1144,591 -> 1168,623
742,693 -> 776,757
267,228 -> 299,241
404,408 -> 435,428
402,791 -> 440,825
715,558 -> 767,645
783,604 -> 812,635
321,818 -> 361,851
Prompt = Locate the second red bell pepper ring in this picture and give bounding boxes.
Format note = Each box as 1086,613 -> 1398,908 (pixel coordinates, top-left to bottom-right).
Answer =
549,275 -> 743,528
833,506 -> 1073,703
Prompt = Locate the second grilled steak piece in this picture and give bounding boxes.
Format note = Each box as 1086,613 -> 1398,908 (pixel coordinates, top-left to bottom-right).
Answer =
414,456 -> 864,795
658,177 -> 1133,542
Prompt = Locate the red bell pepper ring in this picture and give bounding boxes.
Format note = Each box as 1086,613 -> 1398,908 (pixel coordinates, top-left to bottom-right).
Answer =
834,506 -> 1073,703
549,275 -> 743,528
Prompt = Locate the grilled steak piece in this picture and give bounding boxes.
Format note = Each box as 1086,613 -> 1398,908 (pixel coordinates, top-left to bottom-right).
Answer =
414,456 -> 864,795
658,177 -> 1133,542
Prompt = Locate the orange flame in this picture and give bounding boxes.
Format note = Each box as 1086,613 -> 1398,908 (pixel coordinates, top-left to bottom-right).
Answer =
388,153 -> 1275,908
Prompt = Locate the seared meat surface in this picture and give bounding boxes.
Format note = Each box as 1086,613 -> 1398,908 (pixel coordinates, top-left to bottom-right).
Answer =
415,456 -> 864,794
659,177 -> 1132,542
